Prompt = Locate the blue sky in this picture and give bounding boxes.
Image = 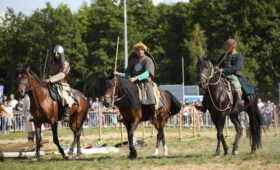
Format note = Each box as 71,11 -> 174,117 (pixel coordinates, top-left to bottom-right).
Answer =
0,0 -> 188,17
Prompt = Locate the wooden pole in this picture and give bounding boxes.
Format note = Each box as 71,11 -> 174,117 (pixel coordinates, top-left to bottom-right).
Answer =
120,122 -> 124,142
225,116 -> 229,138
42,49 -> 49,78
273,105 -> 278,136
98,107 -> 102,140
192,106 -> 195,137
142,123 -> 145,140
179,110 -> 182,140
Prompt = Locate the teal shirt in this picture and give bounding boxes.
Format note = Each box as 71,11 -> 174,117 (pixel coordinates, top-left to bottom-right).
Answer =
120,70 -> 149,81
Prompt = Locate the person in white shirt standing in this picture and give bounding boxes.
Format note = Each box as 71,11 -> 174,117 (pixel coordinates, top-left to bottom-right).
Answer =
22,94 -> 34,142
8,94 -> 18,110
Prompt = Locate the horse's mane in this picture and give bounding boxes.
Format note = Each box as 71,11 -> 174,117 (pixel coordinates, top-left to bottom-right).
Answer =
29,71 -> 47,87
117,77 -> 141,110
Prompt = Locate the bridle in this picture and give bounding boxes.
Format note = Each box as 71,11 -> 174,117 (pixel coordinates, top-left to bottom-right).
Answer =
200,62 -> 223,86
200,61 -> 231,112
19,72 -> 41,93
105,77 -> 124,106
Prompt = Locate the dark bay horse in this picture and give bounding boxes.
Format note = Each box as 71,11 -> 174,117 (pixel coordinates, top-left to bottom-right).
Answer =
197,56 -> 263,156
104,75 -> 181,159
18,67 -> 89,160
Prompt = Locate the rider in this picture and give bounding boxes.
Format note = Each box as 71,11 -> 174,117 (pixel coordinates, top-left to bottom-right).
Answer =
196,38 -> 244,113
43,45 -> 74,122
114,42 -> 158,124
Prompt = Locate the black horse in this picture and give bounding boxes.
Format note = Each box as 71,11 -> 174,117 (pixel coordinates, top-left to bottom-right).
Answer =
197,56 -> 264,156
104,75 -> 181,159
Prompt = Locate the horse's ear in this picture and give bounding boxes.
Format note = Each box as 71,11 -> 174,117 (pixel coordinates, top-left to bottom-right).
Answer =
25,65 -> 30,72
198,55 -> 204,62
104,72 -> 109,78
204,56 -> 210,61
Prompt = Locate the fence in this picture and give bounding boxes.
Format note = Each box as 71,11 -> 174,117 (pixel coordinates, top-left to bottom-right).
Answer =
1,106 -> 279,138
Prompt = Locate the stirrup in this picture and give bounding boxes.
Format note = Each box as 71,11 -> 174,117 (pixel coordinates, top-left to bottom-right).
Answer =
63,115 -> 70,122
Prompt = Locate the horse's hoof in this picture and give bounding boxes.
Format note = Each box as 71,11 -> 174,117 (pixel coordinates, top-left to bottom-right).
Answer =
67,151 -> 73,156
64,156 -> 69,160
250,150 -> 256,155
164,152 -> 168,157
31,157 -> 39,162
233,151 -> 239,155
152,149 -> 159,157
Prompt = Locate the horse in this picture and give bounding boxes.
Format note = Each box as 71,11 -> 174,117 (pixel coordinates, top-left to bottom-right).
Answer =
104,75 -> 181,159
17,67 -> 89,160
197,56 -> 264,156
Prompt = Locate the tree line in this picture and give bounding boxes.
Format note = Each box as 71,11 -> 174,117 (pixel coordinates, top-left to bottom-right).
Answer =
0,0 -> 279,101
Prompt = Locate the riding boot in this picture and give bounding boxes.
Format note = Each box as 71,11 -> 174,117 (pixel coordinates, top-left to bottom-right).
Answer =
232,91 -> 244,114
151,106 -> 157,125
63,106 -> 70,122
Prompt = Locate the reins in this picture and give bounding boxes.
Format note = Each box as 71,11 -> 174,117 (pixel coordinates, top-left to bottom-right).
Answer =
201,63 -> 231,112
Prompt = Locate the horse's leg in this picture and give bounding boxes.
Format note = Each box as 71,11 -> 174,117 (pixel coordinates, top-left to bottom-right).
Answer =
125,119 -> 139,159
76,129 -> 82,157
34,123 -> 42,160
214,116 -> 226,156
220,117 -> 229,156
230,113 -> 243,155
152,121 -> 161,157
221,133 -> 228,155
51,122 -> 68,159
158,119 -> 168,156
68,130 -> 77,156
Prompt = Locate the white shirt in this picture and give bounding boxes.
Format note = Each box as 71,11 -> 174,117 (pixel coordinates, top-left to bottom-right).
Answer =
8,99 -> 18,110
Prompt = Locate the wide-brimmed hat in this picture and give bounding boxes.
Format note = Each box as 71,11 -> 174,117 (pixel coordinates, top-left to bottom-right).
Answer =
133,42 -> 148,52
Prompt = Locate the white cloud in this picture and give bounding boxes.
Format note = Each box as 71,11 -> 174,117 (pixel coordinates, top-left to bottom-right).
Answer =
152,0 -> 189,6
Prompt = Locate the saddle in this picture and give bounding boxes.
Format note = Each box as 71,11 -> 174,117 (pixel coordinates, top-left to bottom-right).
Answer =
136,80 -> 162,110
221,78 -> 234,105
47,83 -> 78,104
222,78 -> 253,106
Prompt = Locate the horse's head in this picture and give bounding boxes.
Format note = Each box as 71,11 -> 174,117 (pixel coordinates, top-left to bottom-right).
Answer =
18,67 -> 31,97
197,55 -> 214,89
103,72 -> 118,107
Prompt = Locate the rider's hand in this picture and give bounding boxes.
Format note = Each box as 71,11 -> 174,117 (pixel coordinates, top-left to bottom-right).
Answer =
44,79 -> 50,83
214,66 -> 219,71
114,71 -> 120,76
129,77 -> 138,83
218,68 -> 223,73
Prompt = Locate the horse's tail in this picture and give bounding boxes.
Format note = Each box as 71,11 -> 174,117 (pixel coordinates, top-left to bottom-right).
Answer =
165,90 -> 181,116
247,96 -> 264,150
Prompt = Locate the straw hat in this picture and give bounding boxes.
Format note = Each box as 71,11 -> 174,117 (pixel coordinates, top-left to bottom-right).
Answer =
133,42 -> 148,52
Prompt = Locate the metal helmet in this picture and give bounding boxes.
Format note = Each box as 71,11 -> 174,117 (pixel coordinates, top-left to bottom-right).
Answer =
53,45 -> 64,55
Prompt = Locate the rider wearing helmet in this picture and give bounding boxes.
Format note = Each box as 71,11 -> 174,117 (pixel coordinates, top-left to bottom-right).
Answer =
44,45 -> 74,122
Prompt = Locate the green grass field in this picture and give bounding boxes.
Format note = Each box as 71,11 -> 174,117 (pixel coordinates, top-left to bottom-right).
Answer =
0,127 -> 280,170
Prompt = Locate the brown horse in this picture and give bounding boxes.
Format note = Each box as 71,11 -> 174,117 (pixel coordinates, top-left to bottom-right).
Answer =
104,75 -> 181,159
18,67 -> 89,160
